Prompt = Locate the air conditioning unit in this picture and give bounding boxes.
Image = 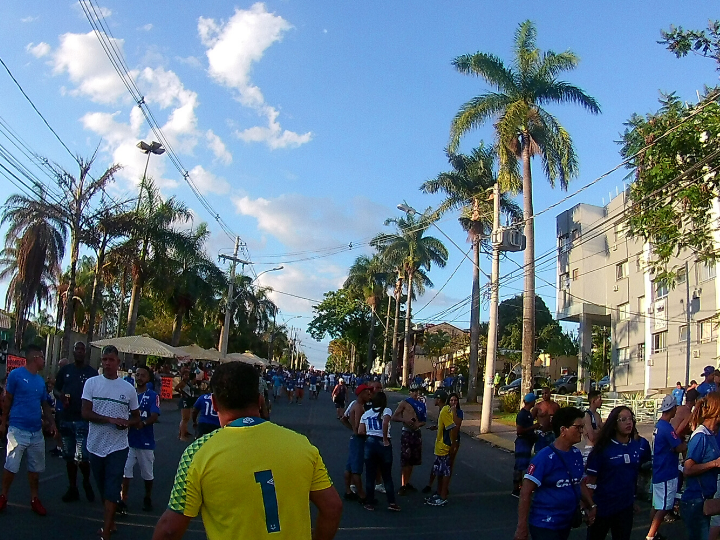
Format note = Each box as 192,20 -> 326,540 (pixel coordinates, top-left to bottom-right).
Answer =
492,228 -> 527,252
612,244 -> 617,251
647,307 -> 654,314
692,350 -> 701,358
613,285 -> 619,292
694,288 -> 703,298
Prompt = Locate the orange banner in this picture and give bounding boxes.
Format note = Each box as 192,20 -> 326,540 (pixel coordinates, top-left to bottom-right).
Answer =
161,376 -> 173,400
7,355 -> 26,374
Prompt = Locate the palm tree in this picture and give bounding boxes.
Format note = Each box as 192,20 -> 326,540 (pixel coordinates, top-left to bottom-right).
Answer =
372,210 -> 448,386
124,180 -> 192,336
448,20 -> 600,394
421,145 -> 521,402
0,188 -> 67,349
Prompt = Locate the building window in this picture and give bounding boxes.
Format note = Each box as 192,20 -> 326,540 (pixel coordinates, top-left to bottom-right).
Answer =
617,347 -> 630,365
699,318 -> 715,343
638,296 -> 646,316
700,262 -> 717,282
572,268 -> 579,281
637,342 -> 645,360
618,303 -> 629,321
616,260 -> 629,280
677,266 -> 687,284
652,331 -> 667,353
571,228 -> 580,241
614,221 -> 626,241
679,325 -> 689,342
559,234 -> 570,254
654,281 -> 668,299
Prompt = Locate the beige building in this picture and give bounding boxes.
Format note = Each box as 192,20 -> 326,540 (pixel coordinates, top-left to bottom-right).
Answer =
556,190 -> 720,395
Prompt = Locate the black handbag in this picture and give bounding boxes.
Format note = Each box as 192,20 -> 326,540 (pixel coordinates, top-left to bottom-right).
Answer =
550,446 -> 584,528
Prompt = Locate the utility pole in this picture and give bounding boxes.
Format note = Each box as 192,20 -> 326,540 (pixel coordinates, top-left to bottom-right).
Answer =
218,237 -> 251,357
685,260 -> 691,386
481,183 -> 501,434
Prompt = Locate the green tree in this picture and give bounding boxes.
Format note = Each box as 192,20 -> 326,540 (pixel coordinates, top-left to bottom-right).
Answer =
371,210 -> 448,386
660,20 -> 720,68
421,145 -> 521,401
448,20 -> 600,395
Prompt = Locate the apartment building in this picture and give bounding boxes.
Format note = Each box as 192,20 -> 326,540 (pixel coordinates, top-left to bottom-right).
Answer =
556,190 -> 720,395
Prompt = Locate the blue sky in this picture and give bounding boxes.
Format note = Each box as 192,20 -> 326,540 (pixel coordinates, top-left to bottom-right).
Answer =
0,1 -> 716,368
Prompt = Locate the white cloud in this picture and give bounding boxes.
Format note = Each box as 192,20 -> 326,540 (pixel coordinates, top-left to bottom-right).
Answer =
26,42 -> 50,58
187,165 -> 230,195
98,6 -> 112,18
140,23 -> 153,31
21,16 -> 38,23
205,129 -> 232,164
233,193 -> 389,250
176,56 -> 202,69
198,3 -> 312,149
52,31 -> 135,104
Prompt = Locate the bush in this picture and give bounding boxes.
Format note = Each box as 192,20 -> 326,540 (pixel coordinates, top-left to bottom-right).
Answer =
500,392 -> 521,413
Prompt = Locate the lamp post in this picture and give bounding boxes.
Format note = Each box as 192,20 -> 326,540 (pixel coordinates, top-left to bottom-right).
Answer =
136,141 -> 165,211
253,266 -> 284,284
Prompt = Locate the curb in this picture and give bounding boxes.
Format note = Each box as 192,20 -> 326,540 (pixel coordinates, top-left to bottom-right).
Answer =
475,433 -> 515,453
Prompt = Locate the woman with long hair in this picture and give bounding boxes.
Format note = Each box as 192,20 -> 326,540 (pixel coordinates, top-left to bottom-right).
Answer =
581,406 -> 651,540
358,391 -> 399,511
680,392 -> 720,540
174,369 -> 196,441
423,392 -> 464,495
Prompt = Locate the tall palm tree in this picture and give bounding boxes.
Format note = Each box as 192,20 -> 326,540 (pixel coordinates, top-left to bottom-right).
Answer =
0,187 -> 67,349
124,180 -> 192,336
421,145 -> 521,402
448,20 -> 600,394
372,210 -> 448,386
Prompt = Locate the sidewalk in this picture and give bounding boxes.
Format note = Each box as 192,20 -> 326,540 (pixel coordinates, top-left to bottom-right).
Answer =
417,395 -> 656,453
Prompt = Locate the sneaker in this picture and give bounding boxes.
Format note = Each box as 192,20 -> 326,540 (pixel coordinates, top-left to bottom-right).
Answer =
363,503 -> 375,511
82,479 -> 95,502
424,493 -> 439,504
388,503 -> 401,512
343,492 -> 358,501
511,489 -> 521,499
142,497 -> 153,512
425,496 -> 447,507
663,511 -> 679,523
116,500 -> 128,516
49,447 -> 63,457
349,484 -> 358,494
421,485 -> 432,494
375,483 -> 386,494
398,486 -> 409,496
405,484 -> 417,492
61,486 -> 80,503
31,497 -> 47,516
0,494 -> 7,512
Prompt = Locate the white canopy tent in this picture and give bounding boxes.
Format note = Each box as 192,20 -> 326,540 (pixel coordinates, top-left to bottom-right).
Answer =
90,335 -> 188,358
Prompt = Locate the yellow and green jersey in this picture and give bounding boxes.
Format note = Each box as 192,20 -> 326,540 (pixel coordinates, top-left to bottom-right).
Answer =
434,405 -> 456,456
168,417 -> 333,539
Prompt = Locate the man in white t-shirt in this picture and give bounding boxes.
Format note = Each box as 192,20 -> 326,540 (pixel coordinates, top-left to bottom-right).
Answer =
82,345 -> 140,540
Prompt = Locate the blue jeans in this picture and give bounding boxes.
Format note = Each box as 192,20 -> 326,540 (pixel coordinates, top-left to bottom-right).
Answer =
346,435 -> 364,475
364,436 -> 396,505
59,420 -> 90,462
681,498 -> 710,540
89,448 -> 129,504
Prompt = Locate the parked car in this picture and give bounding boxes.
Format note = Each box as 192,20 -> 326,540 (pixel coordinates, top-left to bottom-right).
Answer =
498,376 -> 547,396
553,375 -> 578,394
592,375 -> 610,392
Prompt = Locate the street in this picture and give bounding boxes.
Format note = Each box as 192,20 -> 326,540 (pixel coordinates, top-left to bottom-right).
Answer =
0,390 -> 686,539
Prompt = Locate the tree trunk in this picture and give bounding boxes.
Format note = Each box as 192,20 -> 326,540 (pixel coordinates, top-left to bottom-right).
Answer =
401,269 -> 414,387
126,276 -> 143,336
390,276 -> 402,386
521,135 -> 535,397
366,305 -> 376,371
382,293 -> 392,368
466,236 -> 481,403
171,309 -> 184,346
116,266 -> 128,338
86,234 -> 109,356
61,234 -> 80,358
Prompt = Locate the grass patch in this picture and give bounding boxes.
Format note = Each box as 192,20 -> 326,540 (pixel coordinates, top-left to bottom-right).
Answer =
493,411 -> 517,425
384,387 -> 409,395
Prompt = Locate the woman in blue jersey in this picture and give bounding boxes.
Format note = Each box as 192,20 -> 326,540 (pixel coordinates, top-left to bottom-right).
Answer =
582,406 -> 651,540
514,407 -> 589,540
680,392 -> 720,540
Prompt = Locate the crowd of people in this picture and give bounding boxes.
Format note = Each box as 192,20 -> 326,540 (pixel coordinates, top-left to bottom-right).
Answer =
511,365 -> 720,540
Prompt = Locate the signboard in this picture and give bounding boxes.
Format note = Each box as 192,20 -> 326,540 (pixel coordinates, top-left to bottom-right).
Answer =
6,354 -> 25,374
160,377 -> 173,400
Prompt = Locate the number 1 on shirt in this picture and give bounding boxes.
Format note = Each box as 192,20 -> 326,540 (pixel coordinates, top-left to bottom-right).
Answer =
254,470 -> 280,533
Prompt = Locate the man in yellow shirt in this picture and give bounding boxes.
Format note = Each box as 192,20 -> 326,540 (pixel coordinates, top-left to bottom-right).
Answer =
424,390 -> 456,507
152,362 -> 342,540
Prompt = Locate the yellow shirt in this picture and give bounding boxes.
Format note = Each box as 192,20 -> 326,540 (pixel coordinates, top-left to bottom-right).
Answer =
434,405 -> 456,456
168,417 -> 333,539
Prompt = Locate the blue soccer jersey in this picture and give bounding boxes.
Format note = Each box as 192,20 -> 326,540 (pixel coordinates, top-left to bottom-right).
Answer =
285,378 -> 295,391
128,389 -> 161,450
194,394 -> 220,426
683,426 -> 720,501
653,419 -> 682,483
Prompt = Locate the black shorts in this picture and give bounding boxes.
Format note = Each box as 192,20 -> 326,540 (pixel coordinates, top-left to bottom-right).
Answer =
196,423 -> 220,437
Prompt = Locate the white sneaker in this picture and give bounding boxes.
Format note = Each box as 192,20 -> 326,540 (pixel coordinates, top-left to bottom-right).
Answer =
375,483 -> 386,494
350,485 -> 358,494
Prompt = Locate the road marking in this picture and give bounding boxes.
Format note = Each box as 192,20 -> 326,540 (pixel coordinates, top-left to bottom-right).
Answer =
39,472 -> 64,484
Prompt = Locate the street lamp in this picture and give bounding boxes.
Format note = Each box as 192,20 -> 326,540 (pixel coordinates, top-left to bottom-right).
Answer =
253,266 -> 284,284
136,140 -> 165,210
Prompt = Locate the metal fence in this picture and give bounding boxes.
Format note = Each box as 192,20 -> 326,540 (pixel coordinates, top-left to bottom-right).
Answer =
551,394 -> 663,423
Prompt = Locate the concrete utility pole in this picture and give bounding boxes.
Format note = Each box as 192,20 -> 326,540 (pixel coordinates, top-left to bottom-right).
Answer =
481,183 -> 501,434
685,260 -> 691,387
218,237 -> 251,357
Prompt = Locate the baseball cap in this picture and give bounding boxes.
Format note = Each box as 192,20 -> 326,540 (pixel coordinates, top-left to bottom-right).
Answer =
429,389 -> 448,401
659,394 -> 677,413
355,383 -> 371,396
702,365 -> 715,377
409,382 -> 422,392
523,392 -> 537,403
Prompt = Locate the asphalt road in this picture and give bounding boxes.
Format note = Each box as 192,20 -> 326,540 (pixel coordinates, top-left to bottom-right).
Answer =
0,390 -> 687,539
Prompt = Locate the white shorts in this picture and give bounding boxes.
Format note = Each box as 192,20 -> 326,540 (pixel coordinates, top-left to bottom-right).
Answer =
5,426 -> 45,474
652,477 -> 678,511
310,384 -> 317,391
123,448 -> 155,481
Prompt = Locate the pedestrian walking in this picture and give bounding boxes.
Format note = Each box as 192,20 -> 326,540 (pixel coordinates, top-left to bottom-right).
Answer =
0,344 -> 56,515
193,391 -> 220,437
533,388 -> 559,453
582,406 -> 652,540
295,371 -> 306,404
359,391 -> 399,511
392,383 -> 426,494
332,378 -> 347,420
54,341 -> 97,503
285,373 -> 296,404
175,370 -> 196,441
646,395 -> 686,540
513,407 -> 591,540
514,393 -> 539,497
82,345 -> 141,540
680,392 -> 720,540
424,389 -> 457,507
119,365 -> 160,514
152,361 -> 343,540
448,393 -> 463,476
272,371 -> 284,402
582,390 -> 603,463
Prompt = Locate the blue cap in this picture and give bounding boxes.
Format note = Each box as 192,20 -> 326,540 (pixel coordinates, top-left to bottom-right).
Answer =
523,392 -> 537,403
